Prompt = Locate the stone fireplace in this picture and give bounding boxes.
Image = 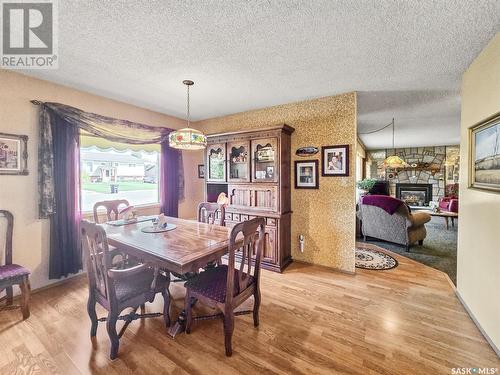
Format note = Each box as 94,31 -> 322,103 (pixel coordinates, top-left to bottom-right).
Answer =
396,183 -> 433,207
367,146 -> 460,203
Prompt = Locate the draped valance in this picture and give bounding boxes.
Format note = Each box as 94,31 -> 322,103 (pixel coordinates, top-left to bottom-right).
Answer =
41,102 -> 170,144
37,102 -> 183,219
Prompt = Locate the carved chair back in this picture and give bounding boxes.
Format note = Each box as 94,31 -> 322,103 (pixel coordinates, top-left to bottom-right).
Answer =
81,220 -> 116,304
0,210 -> 13,267
226,217 -> 265,304
93,199 -> 130,223
197,202 -> 225,226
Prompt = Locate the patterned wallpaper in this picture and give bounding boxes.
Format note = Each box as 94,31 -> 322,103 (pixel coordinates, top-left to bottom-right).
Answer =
196,93 -> 357,272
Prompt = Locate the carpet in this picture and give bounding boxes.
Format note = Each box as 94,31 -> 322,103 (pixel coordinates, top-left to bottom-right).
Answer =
359,216 -> 457,284
355,246 -> 398,270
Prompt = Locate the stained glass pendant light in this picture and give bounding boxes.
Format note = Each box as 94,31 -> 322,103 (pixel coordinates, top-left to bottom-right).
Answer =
383,118 -> 409,169
168,80 -> 207,150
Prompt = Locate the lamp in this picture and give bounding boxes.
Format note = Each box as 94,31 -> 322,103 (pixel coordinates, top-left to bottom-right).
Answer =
216,192 -> 230,206
383,118 -> 408,169
168,80 -> 207,150
383,155 -> 408,169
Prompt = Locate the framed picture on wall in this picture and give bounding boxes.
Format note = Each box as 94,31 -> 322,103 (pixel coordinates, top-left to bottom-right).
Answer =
469,112 -> 500,192
294,160 -> 319,189
198,164 -> 205,179
0,132 -> 28,175
322,145 -> 349,176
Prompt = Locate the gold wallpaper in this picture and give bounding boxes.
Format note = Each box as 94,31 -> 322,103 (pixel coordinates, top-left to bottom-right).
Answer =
195,93 -> 357,272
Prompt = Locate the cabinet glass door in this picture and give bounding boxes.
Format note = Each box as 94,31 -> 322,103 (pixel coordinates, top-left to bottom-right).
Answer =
252,138 -> 278,182
207,143 -> 226,182
228,141 -> 250,182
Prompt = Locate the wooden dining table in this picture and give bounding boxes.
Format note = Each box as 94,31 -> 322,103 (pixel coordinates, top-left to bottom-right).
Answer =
104,215 -> 235,337
105,216 -> 233,274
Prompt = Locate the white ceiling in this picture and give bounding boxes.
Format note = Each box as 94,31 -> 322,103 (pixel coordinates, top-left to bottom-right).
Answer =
21,0 -> 499,149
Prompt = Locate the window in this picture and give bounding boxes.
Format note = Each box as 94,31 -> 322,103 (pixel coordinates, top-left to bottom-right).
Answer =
80,140 -> 160,212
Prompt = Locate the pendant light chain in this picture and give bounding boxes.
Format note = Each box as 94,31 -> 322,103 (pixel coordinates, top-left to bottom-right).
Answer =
392,118 -> 395,151
186,84 -> 190,127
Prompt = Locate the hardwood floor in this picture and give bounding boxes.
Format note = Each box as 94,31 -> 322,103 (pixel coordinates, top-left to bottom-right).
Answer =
1,245 -> 498,374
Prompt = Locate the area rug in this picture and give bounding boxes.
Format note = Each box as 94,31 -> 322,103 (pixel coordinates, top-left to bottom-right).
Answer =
355,246 -> 398,270
358,216 -> 457,284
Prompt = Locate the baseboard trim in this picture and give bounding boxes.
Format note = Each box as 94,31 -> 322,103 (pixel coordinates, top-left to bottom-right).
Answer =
456,290 -> 500,358
0,272 -> 86,303
442,272 -> 457,292
293,259 -> 356,275
33,273 -> 87,294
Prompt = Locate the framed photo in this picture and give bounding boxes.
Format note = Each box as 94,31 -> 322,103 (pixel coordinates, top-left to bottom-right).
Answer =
0,133 -> 28,175
266,166 -> 274,179
322,145 -> 349,177
469,112 -> 500,193
294,160 -> 319,189
197,164 -> 205,179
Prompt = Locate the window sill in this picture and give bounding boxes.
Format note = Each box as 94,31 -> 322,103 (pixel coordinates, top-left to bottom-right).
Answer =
81,202 -> 160,219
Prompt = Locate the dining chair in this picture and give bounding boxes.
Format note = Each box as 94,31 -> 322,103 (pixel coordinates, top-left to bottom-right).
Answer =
184,217 -> 265,356
171,202 -> 227,284
197,202 -> 225,226
199,202 -> 226,268
0,210 -> 31,320
92,199 -> 132,267
81,220 -> 171,360
93,199 -> 130,223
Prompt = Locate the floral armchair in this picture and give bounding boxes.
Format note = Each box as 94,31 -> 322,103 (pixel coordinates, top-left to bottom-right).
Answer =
439,184 -> 459,213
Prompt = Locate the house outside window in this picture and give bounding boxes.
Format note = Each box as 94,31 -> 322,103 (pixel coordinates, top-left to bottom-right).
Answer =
80,142 -> 160,212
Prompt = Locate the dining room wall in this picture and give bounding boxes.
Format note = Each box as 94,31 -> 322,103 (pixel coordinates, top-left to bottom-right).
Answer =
457,33 -> 500,354
195,93 -> 357,272
0,70 -> 204,290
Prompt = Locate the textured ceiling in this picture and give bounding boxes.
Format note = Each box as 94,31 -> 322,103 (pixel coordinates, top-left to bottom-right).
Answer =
20,0 -> 500,148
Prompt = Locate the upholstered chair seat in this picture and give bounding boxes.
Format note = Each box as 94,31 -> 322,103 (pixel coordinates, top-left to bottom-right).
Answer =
0,210 -> 31,320
184,265 -> 255,303
114,268 -> 169,303
0,264 -> 30,282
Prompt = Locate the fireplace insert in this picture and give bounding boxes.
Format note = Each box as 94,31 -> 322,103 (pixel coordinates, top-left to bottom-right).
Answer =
396,183 -> 433,206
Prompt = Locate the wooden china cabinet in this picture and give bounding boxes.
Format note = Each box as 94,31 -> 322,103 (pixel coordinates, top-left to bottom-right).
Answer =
204,125 -> 294,272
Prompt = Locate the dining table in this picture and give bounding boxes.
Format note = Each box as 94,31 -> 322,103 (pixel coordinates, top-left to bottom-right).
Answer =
104,215 -> 236,337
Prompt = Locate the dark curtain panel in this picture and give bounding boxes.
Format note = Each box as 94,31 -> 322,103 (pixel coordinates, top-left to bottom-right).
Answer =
49,110 -> 82,279
160,141 -> 180,217
37,101 -> 183,278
